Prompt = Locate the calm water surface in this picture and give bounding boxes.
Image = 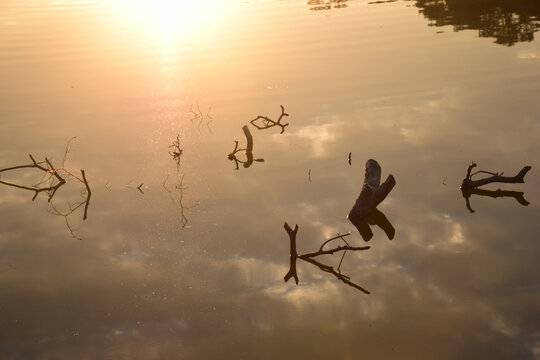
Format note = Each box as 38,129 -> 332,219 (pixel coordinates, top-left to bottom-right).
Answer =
1,0 -> 539,359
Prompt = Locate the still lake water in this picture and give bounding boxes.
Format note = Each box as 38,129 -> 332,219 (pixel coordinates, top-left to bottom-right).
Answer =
1,0 -> 539,358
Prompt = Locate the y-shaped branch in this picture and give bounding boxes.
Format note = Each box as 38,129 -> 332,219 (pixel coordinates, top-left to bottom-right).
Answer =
283,222 -> 371,293
250,105 -> 289,134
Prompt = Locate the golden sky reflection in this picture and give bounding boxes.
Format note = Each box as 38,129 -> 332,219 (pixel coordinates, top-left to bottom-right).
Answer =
0,0 -> 540,359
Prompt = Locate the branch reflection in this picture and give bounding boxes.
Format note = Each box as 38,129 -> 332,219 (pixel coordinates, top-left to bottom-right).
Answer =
0,141 -> 91,240
462,188 -> 530,213
349,208 -> 395,241
283,223 -> 371,294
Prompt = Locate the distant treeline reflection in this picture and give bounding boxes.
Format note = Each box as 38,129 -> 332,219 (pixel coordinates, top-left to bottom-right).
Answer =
308,0 -> 349,11
415,0 -> 540,46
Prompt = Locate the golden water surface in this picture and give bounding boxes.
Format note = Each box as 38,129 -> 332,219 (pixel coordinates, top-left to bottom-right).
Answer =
1,0 -> 539,359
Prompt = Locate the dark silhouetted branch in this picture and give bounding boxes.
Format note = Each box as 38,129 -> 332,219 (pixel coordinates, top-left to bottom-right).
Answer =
301,257 -> 370,294
81,169 -> 91,220
460,162 -> 532,213
0,140 -> 93,239
283,222 -> 370,294
228,125 -> 263,169
461,162 -> 531,189
299,244 -> 370,259
462,188 -> 530,213
283,222 -> 299,284
250,105 -> 289,134
0,154 -> 66,201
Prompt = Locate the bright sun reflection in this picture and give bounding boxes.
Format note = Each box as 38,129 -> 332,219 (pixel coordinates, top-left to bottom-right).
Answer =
130,0 -> 223,41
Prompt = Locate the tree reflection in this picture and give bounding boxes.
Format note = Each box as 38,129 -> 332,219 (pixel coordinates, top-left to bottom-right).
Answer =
307,0 -> 350,11
414,0 -> 540,46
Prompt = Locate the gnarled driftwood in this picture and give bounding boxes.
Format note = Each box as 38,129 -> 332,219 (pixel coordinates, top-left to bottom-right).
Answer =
348,159 -> 396,239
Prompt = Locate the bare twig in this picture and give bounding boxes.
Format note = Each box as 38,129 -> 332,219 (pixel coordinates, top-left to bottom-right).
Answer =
318,232 -> 351,252
300,244 -> 370,259
250,105 -> 290,134
0,154 -> 66,201
301,257 -> 370,294
80,169 -> 91,220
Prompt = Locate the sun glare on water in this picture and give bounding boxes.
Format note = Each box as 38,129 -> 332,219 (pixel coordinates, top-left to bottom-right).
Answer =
129,0 -> 225,42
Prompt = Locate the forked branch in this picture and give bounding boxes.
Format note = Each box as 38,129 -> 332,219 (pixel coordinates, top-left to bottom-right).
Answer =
283,222 -> 371,293
0,154 -> 66,201
250,105 -> 290,134
0,142 -> 92,239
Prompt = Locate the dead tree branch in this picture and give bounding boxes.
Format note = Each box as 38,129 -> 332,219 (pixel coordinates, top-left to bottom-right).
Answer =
0,154 -> 66,201
283,222 -> 371,294
301,257 -> 370,294
461,162 -> 531,189
0,142 -> 92,240
80,170 -> 91,220
250,105 -> 289,134
460,162 -> 532,213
